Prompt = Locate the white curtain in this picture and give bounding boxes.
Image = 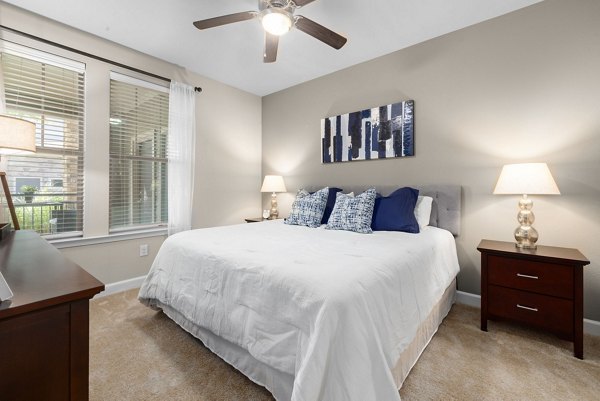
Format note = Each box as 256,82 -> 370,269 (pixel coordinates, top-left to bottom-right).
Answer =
167,81 -> 196,236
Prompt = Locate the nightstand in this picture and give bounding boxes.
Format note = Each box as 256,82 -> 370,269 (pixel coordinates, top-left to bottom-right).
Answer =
245,217 -> 266,223
478,239 -> 590,359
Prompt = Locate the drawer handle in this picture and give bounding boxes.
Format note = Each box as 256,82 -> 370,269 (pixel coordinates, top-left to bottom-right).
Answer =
516,273 -> 539,280
516,304 -> 538,312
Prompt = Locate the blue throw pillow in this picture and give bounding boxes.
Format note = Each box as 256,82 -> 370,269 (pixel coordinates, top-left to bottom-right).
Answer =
326,188 -> 377,234
371,187 -> 420,233
285,187 -> 329,228
316,187 -> 343,224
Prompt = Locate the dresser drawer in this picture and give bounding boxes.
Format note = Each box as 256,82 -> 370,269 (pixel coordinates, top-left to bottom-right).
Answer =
488,285 -> 573,337
487,255 -> 573,299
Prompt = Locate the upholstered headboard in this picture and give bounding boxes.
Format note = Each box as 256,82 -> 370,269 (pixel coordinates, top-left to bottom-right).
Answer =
306,185 -> 462,236
416,185 -> 461,236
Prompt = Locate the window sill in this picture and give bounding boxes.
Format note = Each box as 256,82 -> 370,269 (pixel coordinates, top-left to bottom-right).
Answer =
50,227 -> 168,249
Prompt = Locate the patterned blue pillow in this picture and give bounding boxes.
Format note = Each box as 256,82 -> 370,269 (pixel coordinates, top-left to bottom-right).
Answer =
310,187 -> 343,224
285,187 -> 329,228
326,188 -> 377,234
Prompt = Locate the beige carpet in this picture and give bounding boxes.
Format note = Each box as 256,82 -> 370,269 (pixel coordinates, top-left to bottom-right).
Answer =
90,289 -> 600,400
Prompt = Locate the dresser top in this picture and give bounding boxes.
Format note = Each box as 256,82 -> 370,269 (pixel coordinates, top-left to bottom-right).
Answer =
478,239 -> 589,265
0,230 -> 104,319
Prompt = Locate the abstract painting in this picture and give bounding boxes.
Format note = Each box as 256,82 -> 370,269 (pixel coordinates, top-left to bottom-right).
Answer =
321,100 -> 414,163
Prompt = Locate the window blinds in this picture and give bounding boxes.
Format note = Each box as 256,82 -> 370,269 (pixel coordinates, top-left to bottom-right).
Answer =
109,74 -> 169,231
1,51 -> 85,237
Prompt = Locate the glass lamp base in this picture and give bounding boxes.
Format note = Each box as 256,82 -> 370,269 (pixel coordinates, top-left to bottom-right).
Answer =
515,223 -> 538,249
514,194 -> 538,249
515,241 -> 537,250
269,192 -> 279,219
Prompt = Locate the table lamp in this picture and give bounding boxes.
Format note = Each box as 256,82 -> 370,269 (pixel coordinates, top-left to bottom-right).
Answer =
260,175 -> 286,219
0,115 -> 36,230
493,162 -> 560,249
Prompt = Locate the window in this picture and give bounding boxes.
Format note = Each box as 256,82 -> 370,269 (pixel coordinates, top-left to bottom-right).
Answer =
109,73 -> 168,232
1,44 -> 85,237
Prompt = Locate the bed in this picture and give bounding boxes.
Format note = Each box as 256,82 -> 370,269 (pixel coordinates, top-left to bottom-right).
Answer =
139,185 -> 461,401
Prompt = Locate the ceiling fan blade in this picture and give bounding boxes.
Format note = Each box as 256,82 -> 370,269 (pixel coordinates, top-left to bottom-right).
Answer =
263,33 -> 279,63
293,0 -> 318,6
295,16 -> 347,50
193,11 -> 256,30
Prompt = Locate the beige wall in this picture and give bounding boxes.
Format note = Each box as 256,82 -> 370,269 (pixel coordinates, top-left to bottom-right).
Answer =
60,236 -> 166,285
262,0 -> 600,320
0,2 -> 262,285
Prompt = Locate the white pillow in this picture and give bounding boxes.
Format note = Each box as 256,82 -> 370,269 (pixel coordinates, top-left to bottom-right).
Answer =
414,196 -> 433,229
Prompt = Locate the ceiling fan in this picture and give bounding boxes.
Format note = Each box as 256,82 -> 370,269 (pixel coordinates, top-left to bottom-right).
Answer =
193,0 -> 347,63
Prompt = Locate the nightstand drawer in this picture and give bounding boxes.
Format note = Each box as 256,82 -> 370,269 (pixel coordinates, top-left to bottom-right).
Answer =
487,255 -> 573,299
488,285 -> 573,337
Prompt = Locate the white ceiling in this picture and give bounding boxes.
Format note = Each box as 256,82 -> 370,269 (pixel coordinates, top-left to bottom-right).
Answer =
4,0 -> 541,96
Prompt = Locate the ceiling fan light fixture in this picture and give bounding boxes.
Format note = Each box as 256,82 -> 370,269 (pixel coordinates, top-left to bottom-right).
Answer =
261,9 -> 292,36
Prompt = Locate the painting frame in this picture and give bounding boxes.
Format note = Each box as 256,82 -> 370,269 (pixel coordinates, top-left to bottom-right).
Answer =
321,100 -> 414,164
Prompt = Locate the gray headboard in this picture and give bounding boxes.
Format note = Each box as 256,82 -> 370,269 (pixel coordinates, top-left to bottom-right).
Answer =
416,185 -> 461,236
306,184 -> 462,236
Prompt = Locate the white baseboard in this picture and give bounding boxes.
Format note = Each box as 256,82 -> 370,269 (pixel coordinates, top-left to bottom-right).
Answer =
583,319 -> 600,337
456,290 -> 481,308
455,290 -> 600,336
94,275 -> 146,299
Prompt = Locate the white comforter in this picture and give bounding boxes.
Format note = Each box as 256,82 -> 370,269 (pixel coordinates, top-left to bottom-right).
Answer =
139,220 -> 459,401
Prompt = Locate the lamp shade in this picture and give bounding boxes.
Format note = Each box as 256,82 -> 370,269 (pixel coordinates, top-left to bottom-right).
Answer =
493,163 -> 560,195
261,175 -> 286,193
0,115 -> 36,154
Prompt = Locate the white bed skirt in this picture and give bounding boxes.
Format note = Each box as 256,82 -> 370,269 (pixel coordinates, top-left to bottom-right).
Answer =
157,279 -> 457,400
392,278 -> 456,388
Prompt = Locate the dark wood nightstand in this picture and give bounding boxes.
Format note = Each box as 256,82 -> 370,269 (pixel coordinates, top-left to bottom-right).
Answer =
478,239 -> 589,359
245,217 -> 266,223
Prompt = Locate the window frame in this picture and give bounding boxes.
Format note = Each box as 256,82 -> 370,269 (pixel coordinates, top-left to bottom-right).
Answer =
108,72 -> 169,234
1,40 -> 86,239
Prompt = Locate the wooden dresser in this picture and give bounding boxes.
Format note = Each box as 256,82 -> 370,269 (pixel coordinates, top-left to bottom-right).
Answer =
478,239 -> 589,359
0,230 -> 104,401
